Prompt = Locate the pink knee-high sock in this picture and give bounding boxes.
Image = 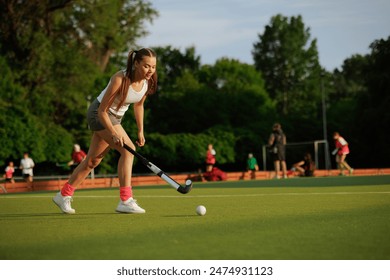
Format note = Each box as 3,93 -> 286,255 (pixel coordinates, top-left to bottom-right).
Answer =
61,182 -> 75,197
120,186 -> 133,201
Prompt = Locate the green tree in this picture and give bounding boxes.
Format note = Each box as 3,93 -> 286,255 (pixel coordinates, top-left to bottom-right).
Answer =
145,55 -> 275,169
148,56 -> 274,136
199,58 -> 274,134
140,129 -> 236,172
355,37 -> 390,167
57,0 -> 158,71
146,46 -> 203,133
252,14 -> 322,116
330,54 -> 369,101
327,55 -> 369,144
153,46 -> 201,91
0,56 -> 74,165
0,0 -> 157,72
0,0 -> 158,171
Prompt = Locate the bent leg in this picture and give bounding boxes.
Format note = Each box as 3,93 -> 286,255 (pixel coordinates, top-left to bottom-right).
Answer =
94,125 -> 135,187
335,155 -> 343,173
68,133 -> 111,188
100,125 -> 135,187
55,131 -> 110,214
339,154 -> 352,171
295,166 -> 305,176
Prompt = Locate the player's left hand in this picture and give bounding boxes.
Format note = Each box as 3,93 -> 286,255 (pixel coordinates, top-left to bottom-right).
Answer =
136,131 -> 145,147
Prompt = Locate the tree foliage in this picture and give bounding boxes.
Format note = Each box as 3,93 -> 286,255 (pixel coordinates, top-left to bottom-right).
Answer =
327,36 -> 390,167
252,14 -> 322,116
0,0 -> 158,167
143,50 -> 275,171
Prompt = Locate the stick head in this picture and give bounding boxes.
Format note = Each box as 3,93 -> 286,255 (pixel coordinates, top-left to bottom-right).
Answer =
177,179 -> 193,194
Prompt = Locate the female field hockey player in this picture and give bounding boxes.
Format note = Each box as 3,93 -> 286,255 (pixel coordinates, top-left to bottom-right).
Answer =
332,131 -> 354,176
53,48 -> 157,214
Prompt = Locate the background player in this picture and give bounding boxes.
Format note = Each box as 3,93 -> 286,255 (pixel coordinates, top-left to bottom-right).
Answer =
332,132 -> 353,176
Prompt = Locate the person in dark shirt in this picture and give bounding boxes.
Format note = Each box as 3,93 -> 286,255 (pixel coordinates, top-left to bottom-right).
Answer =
290,152 -> 315,177
268,123 -> 287,179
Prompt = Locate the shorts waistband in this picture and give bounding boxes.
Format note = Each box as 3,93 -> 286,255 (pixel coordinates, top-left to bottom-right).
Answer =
108,110 -> 123,120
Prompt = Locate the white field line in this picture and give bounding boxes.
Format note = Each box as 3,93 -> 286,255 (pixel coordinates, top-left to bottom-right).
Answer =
1,191 -> 390,199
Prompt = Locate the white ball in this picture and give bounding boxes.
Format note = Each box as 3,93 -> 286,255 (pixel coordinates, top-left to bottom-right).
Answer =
196,205 -> 206,216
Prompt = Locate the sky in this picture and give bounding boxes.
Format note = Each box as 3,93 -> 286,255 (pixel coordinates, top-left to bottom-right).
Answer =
139,0 -> 390,71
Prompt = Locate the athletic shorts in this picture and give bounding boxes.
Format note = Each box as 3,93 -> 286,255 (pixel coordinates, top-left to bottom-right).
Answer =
87,99 -> 122,131
272,145 -> 286,161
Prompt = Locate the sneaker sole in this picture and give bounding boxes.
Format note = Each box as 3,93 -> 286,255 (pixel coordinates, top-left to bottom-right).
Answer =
115,209 -> 146,214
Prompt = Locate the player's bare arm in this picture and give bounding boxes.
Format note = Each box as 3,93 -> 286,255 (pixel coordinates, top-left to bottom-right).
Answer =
134,94 -> 147,147
98,71 -> 124,145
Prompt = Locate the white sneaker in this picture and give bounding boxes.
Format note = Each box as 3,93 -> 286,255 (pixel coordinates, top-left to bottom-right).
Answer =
53,192 -> 76,214
116,198 -> 146,214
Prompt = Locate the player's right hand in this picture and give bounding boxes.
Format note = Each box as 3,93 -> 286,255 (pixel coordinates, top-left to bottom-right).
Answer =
112,134 -> 124,147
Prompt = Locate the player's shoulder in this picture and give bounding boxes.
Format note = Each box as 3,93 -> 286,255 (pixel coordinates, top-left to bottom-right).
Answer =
111,70 -> 125,80
106,71 -> 125,90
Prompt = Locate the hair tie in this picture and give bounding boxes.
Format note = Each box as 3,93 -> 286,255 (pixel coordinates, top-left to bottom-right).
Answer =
131,50 -> 138,71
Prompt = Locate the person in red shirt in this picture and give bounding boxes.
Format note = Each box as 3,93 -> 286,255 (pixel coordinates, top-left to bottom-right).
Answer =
332,132 -> 353,176
67,144 -> 87,170
205,144 -> 216,172
4,161 -> 15,183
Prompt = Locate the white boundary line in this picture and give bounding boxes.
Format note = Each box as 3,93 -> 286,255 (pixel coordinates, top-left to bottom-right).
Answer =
1,191 -> 390,199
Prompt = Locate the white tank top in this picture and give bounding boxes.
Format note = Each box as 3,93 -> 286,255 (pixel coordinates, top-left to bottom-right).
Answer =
97,73 -> 148,117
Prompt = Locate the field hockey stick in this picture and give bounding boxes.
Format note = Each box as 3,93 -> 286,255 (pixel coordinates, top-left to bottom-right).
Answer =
123,143 -> 193,194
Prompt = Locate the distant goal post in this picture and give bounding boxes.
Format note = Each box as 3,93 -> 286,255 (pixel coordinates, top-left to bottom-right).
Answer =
261,140 -> 331,171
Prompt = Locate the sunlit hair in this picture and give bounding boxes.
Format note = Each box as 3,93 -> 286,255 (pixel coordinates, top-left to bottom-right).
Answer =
115,48 -> 158,110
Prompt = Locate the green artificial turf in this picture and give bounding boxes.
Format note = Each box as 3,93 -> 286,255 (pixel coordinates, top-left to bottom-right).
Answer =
1,176 -> 389,260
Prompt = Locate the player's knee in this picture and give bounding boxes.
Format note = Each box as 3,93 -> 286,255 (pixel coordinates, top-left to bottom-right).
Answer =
127,143 -> 136,151
119,144 -> 135,157
87,157 -> 102,169
121,151 -> 134,161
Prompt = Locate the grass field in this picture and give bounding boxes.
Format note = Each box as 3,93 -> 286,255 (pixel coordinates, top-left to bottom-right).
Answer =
1,175 -> 390,260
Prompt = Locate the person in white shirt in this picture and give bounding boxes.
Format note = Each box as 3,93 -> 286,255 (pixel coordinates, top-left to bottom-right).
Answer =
20,152 -> 35,182
53,48 -> 157,215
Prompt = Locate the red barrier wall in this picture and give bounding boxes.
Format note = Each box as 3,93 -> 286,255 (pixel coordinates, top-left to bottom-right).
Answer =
1,168 -> 390,194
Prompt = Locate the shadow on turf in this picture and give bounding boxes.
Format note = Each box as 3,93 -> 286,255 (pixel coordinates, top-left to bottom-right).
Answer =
161,214 -> 199,218
0,212 -> 118,220
0,213 -> 64,220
